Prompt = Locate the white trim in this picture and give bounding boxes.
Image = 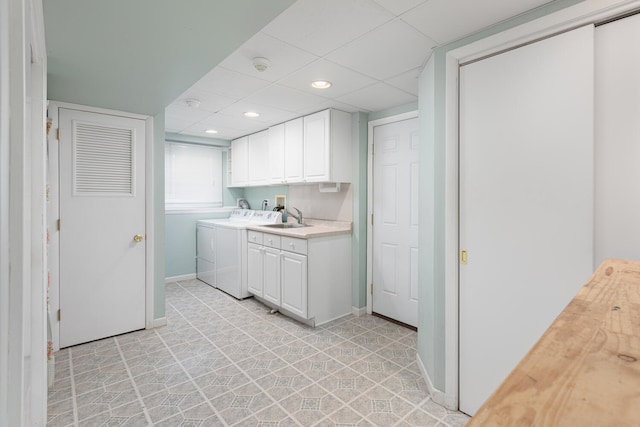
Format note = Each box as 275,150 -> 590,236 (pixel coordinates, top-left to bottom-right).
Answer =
416,353 -> 456,410
151,317 -> 167,328
144,116 -> 155,330
443,0 -> 640,412
351,306 -> 366,316
0,0 -> 10,422
366,110 -> 418,316
48,101 -> 156,345
166,273 -> 197,283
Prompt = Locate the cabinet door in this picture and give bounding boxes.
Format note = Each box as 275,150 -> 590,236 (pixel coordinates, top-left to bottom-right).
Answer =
281,251 -> 307,318
263,247 -> 281,306
284,118 -> 304,183
247,243 -> 263,297
303,110 -> 330,182
248,130 -> 269,186
230,136 -> 248,187
268,123 -> 285,184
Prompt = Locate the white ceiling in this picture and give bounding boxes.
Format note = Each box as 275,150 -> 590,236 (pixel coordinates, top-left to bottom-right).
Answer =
166,0 -> 553,140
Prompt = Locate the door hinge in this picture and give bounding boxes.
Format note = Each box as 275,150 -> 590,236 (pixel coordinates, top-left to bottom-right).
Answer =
56,128 -> 60,140
57,219 -> 61,231
371,283 -> 373,295
371,214 -> 374,226
460,249 -> 468,265
57,309 -> 61,321
371,143 -> 374,156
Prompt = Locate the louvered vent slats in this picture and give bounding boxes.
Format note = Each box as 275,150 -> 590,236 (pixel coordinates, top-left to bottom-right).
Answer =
74,122 -> 133,194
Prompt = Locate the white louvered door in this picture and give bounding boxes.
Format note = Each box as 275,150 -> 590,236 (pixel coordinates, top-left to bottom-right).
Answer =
59,108 -> 146,348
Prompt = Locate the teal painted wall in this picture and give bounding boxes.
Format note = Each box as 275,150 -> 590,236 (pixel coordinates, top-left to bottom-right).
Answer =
165,211 -> 230,278
369,101 -> 418,122
351,112 -> 368,308
416,0 -> 584,393
153,112 -> 166,318
243,186 -> 289,212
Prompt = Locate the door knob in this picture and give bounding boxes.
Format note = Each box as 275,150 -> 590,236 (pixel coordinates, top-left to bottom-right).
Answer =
133,234 -> 144,242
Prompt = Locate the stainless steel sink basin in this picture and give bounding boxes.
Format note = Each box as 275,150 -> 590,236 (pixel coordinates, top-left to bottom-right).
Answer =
262,223 -> 311,229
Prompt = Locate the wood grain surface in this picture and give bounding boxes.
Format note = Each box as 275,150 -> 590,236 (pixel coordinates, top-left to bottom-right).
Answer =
467,258 -> 640,427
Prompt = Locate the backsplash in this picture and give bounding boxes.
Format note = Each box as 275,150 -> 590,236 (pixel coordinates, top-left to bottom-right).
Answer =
289,184 -> 353,222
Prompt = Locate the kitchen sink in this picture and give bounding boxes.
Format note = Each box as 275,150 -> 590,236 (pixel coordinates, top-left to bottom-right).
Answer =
262,223 -> 311,229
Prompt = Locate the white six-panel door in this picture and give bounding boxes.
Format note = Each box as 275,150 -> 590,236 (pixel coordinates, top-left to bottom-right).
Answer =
59,108 -> 146,348
372,117 -> 419,327
458,26 -> 595,415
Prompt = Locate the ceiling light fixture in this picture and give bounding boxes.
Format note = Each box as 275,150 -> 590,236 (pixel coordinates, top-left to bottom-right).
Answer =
252,57 -> 270,72
243,111 -> 260,118
311,80 -> 332,89
205,129 -> 218,134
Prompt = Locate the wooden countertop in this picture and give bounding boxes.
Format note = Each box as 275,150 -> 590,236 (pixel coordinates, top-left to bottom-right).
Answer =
246,219 -> 352,239
467,258 -> 640,426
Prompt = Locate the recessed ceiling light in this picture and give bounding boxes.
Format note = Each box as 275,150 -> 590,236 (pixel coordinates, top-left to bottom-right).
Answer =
243,111 -> 260,118
311,80 -> 332,89
205,129 -> 218,134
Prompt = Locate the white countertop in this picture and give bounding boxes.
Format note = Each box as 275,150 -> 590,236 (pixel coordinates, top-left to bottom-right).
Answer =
246,219 -> 352,239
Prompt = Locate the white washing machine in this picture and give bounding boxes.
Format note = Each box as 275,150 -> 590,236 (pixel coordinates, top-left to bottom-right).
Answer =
196,209 -> 281,299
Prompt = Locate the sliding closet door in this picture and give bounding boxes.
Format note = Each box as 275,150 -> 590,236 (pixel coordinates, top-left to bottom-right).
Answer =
595,14 -> 640,265
459,25 -> 595,415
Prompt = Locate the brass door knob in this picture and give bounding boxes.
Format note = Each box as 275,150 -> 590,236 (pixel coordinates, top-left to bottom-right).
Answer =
133,234 -> 144,242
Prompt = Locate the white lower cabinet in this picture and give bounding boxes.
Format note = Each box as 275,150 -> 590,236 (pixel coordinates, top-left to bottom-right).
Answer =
247,242 -> 264,297
263,247 -> 281,306
280,251 -> 307,318
247,230 -> 351,326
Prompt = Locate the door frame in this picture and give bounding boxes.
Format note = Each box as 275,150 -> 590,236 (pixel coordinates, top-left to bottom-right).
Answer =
366,110 -> 418,315
439,0 -> 640,410
48,101 -> 156,351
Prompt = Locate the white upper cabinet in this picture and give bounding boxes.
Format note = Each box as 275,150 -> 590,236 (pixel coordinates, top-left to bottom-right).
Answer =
269,118 -> 304,184
284,118 -> 304,183
303,109 -> 352,183
230,136 -> 248,187
230,109 -> 351,187
248,130 -> 269,186
268,123 -> 285,184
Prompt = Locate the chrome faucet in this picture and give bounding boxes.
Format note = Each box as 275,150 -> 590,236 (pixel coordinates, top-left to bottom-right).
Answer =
286,207 -> 303,224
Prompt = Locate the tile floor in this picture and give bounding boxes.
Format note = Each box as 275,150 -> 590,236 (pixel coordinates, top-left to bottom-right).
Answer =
47,279 -> 470,426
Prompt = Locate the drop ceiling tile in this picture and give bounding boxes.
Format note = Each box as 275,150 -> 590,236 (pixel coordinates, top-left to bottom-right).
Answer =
179,119 -> 244,140
401,0 -> 552,44
278,59 -> 377,99
174,89 -> 238,114
371,0 -> 427,16
165,103 -> 213,122
327,19 -> 436,80
336,82 -> 416,112
316,99 -> 367,114
218,100 -> 299,126
218,32 -> 319,82
261,0 -> 395,56
385,66 -> 423,96
193,67 -> 272,100
245,84 -> 329,114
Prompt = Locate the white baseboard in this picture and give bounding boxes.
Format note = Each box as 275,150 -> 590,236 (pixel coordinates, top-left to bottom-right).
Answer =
416,353 -> 458,410
165,273 -> 196,283
351,306 -> 366,316
150,317 -> 167,328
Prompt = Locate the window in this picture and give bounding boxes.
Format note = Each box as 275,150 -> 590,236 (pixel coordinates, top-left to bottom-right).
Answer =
165,142 -> 223,209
